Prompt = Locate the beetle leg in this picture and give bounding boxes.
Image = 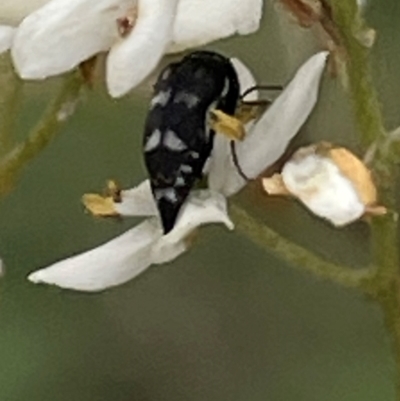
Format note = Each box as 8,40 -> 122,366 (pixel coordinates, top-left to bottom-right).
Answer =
209,109 -> 246,141
82,180 -> 122,217
82,194 -> 118,217
235,99 -> 271,125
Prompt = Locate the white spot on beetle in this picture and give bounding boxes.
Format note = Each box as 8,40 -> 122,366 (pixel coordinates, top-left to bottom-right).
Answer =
175,176 -> 186,187
221,77 -> 230,97
150,89 -> 171,108
180,164 -> 193,174
174,92 -> 200,109
163,130 -> 187,151
189,151 -> 200,159
161,67 -> 171,81
144,129 -> 162,152
155,188 -> 178,203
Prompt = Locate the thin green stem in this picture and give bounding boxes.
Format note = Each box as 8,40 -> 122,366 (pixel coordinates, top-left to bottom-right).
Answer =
231,204 -> 376,293
0,72 -> 83,195
330,0 -> 386,152
330,0 -> 400,397
0,55 -> 22,155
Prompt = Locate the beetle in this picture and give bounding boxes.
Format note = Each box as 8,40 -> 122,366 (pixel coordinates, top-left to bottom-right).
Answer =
143,50 -> 240,234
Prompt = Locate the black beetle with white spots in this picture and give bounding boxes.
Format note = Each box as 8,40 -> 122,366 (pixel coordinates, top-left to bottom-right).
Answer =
143,51 -> 240,234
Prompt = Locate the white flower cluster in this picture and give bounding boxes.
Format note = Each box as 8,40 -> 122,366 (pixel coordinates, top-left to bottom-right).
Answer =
0,0 -> 262,97
0,0 -> 380,292
28,52 -> 329,291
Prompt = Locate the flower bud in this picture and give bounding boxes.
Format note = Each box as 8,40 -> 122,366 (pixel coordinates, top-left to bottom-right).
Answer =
262,142 -> 386,226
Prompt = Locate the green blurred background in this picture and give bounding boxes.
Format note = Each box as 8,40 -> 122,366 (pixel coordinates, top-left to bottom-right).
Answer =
0,1 -> 399,400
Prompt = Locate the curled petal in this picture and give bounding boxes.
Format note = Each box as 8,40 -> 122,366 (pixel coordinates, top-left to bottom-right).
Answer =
106,0 -> 179,97
268,143 -> 387,226
211,51 -> 328,197
12,0 -> 132,79
168,0 -> 263,53
28,190 -> 232,291
0,26 -> 15,53
282,153 -> 366,226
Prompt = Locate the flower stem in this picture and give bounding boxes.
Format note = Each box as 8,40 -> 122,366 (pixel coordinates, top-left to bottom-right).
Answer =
0,72 -> 83,195
330,0 -> 386,152
330,0 -> 400,397
231,204 -> 375,293
0,54 -> 22,156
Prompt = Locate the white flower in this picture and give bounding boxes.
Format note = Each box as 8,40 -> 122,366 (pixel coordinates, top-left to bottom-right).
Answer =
28,51 -> 328,292
262,142 -> 386,226
0,0 -> 263,97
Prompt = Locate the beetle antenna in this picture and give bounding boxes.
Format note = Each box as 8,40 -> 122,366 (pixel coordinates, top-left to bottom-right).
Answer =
231,85 -> 284,182
240,84 -> 283,100
230,141 -> 250,182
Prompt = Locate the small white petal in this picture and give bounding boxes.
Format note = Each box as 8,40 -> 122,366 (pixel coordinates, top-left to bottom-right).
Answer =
106,0 -> 179,97
28,190 -> 232,291
28,219 -> 163,292
114,179 -> 158,217
151,190 -> 233,263
12,0 -> 133,79
282,153 -> 365,226
211,51 -> 328,197
0,25 -> 15,53
168,0 -> 263,53
208,57 -> 258,194
230,57 -> 259,102
162,190 -> 234,244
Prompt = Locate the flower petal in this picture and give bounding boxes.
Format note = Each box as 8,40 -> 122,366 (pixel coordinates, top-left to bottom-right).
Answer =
28,190 -> 232,291
160,190 -> 233,244
168,0 -> 263,53
230,57 -> 259,101
0,26 -> 15,53
82,180 -> 158,218
281,148 -> 366,226
114,179 -> 158,216
12,0 -> 133,79
106,0 -> 178,97
152,189 -> 233,263
28,219 -> 162,292
208,57 -> 258,194
211,51 -> 328,197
